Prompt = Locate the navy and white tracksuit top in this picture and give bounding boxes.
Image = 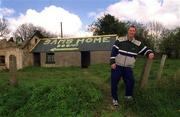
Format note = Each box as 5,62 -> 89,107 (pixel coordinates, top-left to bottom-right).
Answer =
110,36 -> 153,67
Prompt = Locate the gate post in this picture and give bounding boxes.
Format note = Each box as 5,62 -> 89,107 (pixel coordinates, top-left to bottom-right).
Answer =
157,55 -> 167,82
9,55 -> 18,86
140,59 -> 153,89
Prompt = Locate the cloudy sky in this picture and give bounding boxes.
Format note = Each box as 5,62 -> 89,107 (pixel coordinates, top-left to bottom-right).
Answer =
0,0 -> 180,37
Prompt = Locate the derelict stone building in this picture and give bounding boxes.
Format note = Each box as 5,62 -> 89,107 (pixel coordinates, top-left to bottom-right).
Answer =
0,32 -> 43,70
31,35 -> 117,68
0,33 -> 117,70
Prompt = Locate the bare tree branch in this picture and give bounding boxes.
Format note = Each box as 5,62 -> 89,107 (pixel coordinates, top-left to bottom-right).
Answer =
0,18 -> 10,38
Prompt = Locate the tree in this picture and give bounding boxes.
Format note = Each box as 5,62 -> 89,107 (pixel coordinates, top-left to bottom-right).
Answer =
35,26 -> 57,38
14,23 -> 56,42
146,21 -> 165,38
89,14 -> 127,36
0,17 -> 10,38
160,27 -> 180,58
174,28 -> 180,58
14,23 -> 36,41
89,14 -> 155,50
146,21 -> 166,52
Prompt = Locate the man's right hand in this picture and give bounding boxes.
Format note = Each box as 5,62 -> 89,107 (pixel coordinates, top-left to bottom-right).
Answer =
111,63 -> 116,69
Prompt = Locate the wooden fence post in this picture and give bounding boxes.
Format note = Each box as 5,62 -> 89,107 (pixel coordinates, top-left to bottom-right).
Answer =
9,55 -> 18,86
140,59 -> 153,89
173,70 -> 180,88
157,55 -> 167,82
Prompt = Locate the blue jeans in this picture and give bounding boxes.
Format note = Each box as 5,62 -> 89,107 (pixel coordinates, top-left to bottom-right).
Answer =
111,65 -> 135,100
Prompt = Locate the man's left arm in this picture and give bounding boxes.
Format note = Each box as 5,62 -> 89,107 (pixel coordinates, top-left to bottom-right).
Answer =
138,43 -> 154,59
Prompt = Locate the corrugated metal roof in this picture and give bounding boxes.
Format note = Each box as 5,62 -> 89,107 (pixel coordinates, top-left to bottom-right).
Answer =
32,35 -> 117,52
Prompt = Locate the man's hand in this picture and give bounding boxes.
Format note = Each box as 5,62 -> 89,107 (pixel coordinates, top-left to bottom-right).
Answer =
111,63 -> 116,69
148,53 -> 154,59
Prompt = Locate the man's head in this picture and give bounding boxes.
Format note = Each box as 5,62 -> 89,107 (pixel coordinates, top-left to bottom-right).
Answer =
128,25 -> 136,40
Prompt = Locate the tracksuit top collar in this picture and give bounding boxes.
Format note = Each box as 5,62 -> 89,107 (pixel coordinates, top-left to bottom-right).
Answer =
125,35 -> 135,42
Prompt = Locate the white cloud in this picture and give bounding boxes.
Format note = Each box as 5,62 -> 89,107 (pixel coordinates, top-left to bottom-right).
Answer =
92,0 -> 180,29
88,12 -> 97,18
8,5 -> 92,37
88,8 -> 105,18
0,7 -> 15,17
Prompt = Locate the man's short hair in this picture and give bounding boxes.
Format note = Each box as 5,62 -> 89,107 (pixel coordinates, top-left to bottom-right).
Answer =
128,25 -> 136,30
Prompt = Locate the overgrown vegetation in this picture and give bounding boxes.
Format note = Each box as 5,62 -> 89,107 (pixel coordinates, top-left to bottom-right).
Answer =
0,58 -> 179,117
89,14 -> 180,58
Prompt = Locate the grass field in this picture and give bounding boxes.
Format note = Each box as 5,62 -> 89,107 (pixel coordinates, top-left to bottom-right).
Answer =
0,58 -> 179,117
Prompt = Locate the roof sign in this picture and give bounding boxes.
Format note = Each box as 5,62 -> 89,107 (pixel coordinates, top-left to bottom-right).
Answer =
32,35 -> 117,52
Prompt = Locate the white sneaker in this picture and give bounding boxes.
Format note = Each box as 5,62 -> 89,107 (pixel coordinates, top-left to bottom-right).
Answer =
112,99 -> 119,106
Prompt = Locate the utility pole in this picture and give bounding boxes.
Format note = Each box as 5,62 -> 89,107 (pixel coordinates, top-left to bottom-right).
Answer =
60,22 -> 63,38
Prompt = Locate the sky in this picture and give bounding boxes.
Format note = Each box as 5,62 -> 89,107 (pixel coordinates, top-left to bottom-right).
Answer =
0,0 -> 180,37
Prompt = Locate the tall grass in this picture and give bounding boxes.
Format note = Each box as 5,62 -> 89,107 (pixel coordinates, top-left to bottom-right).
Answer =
0,58 -> 179,117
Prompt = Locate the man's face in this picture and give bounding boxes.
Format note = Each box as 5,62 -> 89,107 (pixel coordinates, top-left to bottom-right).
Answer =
128,27 -> 136,39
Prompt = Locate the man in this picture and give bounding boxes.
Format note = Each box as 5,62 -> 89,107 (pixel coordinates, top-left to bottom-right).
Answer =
110,25 -> 154,106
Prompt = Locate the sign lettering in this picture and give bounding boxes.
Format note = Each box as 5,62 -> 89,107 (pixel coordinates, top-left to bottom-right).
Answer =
76,38 -> 85,45
50,40 -> 58,45
43,37 -> 112,46
102,37 -> 110,43
36,36 -> 116,52
44,39 -> 51,45
93,38 -> 101,43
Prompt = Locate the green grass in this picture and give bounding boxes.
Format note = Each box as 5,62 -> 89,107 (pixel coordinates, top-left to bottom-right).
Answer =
0,58 -> 179,117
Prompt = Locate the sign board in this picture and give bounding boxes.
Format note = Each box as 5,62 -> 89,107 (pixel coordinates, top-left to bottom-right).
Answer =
32,35 -> 117,52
